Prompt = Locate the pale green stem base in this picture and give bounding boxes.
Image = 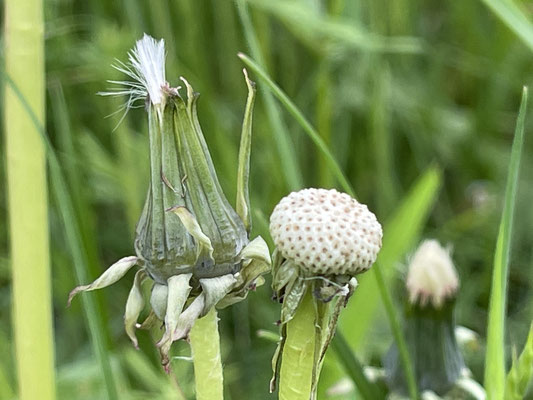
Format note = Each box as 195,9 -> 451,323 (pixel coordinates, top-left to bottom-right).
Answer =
279,291 -> 316,400
189,308 -> 224,400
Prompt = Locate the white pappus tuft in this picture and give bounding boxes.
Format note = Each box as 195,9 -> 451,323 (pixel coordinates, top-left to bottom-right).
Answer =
99,34 -> 170,119
406,239 -> 459,308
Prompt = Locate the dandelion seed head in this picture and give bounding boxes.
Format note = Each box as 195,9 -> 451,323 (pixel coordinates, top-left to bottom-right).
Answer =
270,188 -> 382,275
406,239 -> 459,308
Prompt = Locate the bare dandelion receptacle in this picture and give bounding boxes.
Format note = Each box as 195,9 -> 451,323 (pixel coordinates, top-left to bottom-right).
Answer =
269,188 -> 383,399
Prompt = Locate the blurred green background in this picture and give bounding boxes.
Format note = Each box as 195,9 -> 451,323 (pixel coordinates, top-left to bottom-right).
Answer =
1,0 -> 533,398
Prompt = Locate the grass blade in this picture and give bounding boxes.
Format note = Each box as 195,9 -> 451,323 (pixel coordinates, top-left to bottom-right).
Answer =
246,0 -> 424,54
484,87 -> 528,399
236,0 -> 303,190
479,0 -> 533,53
237,52 -> 356,197
340,167 -> 442,347
331,332 -> 385,400
1,70 -> 119,400
373,264 -> 418,399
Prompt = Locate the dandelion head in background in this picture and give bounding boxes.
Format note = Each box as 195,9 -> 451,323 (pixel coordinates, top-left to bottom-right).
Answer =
406,239 -> 459,308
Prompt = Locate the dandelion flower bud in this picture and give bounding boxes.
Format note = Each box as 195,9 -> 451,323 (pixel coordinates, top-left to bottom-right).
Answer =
270,188 -> 382,276
69,34 -> 270,370
406,239 -> 459,308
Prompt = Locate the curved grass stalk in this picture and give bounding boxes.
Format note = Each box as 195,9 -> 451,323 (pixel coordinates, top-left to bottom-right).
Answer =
237,52 -> 355,198
235,0 -> 303,190
374,264 -> 418,399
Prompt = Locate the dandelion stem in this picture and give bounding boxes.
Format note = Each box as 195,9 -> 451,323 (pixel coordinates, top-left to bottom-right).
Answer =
278,291 -> 316,400
189,308 -> 225,400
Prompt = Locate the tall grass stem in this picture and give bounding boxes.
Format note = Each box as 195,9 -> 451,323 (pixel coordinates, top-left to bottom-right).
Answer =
484,87 -> 528,399
1,72 -> 119,400
374,264 -> 418,399
4,0 -> 56,398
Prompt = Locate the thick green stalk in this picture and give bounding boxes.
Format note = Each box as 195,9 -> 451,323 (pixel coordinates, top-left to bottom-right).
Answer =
4,0 -> 56,399
189,309 -> 224,400
2,58 -> 119,400
278,291 -> 316,400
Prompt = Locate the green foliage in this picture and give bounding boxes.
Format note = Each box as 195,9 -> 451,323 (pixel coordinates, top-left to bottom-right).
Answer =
505,323 -> 533,400
340,167 -> 442,348
1,0 -> 533,399
485,88 -> 528,400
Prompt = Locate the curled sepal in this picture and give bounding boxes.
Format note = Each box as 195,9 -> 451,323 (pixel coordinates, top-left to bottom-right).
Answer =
68,256 -> 138,306
235,69 -> 256,233
280,276 -> 307,325
272,258 -> 299,298
150,283 -> 169,320
270,324 -> 287,394
157,273 -> 192,370
124,269 -> 147,349
138,310 -> 159,330
200,275 -> 237,316
218,236 -> 271,308
172,294 -> 205,341
171,274 -> 238,342
167,206 -> 214,262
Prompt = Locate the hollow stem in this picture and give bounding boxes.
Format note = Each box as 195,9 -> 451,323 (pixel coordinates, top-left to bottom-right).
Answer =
189,308 -> 224,400
279,291 -> 316,400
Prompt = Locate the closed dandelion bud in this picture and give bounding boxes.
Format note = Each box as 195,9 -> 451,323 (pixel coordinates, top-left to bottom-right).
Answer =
268,188 -> 383,397
68,34 -> 270,370
133,76 -> 248,283
385,239 -> 465,396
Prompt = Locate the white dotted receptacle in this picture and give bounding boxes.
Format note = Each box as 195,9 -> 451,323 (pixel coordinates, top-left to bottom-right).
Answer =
269,188 -> 382,275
